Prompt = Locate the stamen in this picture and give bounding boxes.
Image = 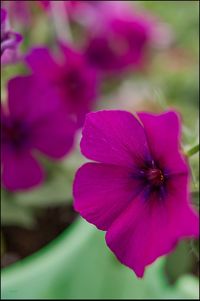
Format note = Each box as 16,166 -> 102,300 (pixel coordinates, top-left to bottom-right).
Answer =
146,168 -> 164,186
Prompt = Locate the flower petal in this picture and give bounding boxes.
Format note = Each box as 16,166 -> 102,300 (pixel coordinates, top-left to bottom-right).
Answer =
26,47 -> 60,80
2,150 -> 44,191
106,174 -> 199,277
8,75 -> 64,124
81,110 -> 149,168
138,111 -> 188,174
73,162 -> 143,230
31,111 -> 75,159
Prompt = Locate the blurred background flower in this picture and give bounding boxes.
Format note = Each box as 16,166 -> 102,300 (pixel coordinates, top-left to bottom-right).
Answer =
1,8 -> 22,65
1,75 -> 76,191
83,2 -> 153,73
26,44 -> 99,126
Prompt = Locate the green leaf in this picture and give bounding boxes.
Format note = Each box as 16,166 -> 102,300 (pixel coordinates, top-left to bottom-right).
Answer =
186,144 -> 199,157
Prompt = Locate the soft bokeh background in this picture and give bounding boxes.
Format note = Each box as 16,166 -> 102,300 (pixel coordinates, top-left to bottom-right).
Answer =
1,1 -> 199,299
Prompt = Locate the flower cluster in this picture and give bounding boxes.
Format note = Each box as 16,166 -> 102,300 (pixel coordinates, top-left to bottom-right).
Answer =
40,1 -> 154,74
1,0 -> 157,192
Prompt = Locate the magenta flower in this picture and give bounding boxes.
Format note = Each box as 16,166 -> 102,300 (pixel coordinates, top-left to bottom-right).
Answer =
38,1 -> 50,9
1,75 -> 76,191
83,3 -> 152,73
26,45 -> 98,126
73,110 -> 199,277
1,8 -> 22,64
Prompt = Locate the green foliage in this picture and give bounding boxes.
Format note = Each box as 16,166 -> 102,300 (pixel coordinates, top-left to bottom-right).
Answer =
139,1 -> 199,55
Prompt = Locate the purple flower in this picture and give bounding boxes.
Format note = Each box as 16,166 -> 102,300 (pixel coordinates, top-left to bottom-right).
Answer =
26,45 -> 98,126
1,8 -> 22,64
73,110 -> 199,277
1,75 -> 76,191
83,3 -> 152,73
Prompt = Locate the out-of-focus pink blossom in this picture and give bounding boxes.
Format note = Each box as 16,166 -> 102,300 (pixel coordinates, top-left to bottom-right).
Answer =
1,75 -> 76,191
83,2 -> 154,74
26,44 -> 98,126
1,8 -> 22,65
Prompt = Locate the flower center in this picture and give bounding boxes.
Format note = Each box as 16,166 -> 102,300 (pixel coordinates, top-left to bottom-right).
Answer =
65,71 -> 84,96
86,37 -> 115,68
53,70 -> 85,100
146,168 -> 164,186
2,120 -> 29,150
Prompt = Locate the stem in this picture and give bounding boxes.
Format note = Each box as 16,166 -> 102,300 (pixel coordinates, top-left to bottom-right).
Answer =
50,1 -> 73,43
186,144 -> 199,157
